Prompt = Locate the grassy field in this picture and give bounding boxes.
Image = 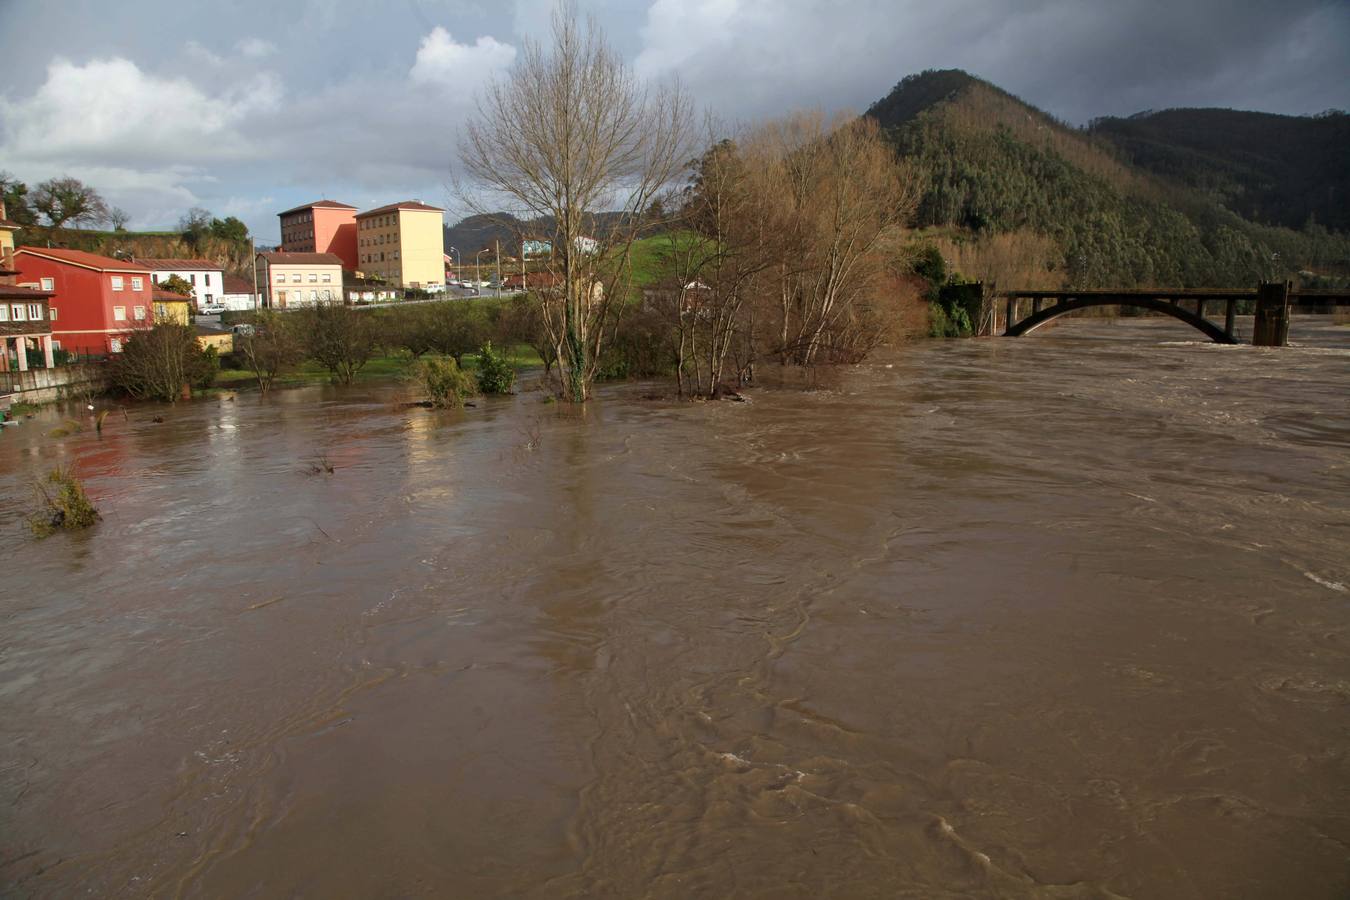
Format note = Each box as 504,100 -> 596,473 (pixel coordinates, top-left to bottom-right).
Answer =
212,344 -> 544,391
628,231 -> 706,288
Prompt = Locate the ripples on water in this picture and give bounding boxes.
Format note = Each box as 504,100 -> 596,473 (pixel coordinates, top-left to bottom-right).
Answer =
1,319 -> 1348,898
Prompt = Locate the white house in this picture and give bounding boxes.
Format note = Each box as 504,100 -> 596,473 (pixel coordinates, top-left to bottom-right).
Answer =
135,258 -> 226,307
220,274 -> 260,312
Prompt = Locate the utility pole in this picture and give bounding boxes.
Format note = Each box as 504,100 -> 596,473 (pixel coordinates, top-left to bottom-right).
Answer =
495,239 -> 501,297
250,237 -> 258,311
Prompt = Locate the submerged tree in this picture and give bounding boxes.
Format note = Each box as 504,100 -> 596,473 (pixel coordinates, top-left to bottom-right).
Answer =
302,301 -> 376,385
461,2 -> 695,401
650,113 -> 920,395
109,323 -> 218,401
237,310 -> 305,394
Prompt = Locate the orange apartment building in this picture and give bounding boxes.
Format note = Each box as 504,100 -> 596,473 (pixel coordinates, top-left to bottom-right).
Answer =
277,200 -> 358,271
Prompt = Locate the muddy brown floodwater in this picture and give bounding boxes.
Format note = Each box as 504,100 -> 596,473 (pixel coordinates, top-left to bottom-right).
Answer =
1,318 -> 1348,898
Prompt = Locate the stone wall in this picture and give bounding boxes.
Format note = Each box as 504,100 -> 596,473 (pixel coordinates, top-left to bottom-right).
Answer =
0,364 -> 107,405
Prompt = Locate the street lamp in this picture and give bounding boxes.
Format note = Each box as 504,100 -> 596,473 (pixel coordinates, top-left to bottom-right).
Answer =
475,249 -> 489,290
448,245 -> 460,286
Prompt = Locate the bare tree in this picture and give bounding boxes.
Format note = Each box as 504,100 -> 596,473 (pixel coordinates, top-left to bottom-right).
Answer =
760,114 -> 919,365
301,302 -> 376,385
237,310 -> 305,395
650,114 -> 918,393
109,323 -> 216,401
31,177 -> 110,231
108,207 -> 131,231
460,2 -> 695,401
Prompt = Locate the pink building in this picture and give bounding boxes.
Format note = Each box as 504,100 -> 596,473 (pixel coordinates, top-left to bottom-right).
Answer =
278,200 -> 358,271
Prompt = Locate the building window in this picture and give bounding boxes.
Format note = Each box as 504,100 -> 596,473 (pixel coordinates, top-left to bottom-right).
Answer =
12,304 -> 26,321
0,305 -> 8,322
322,273 -> 331,283
113,306 -> 127,321
49,307 -> 57,321
111,276 -> 124,291
291,274 -> 301,283
28,304 -> 42,320
189,274 -> 197,285
205,274 -> 211,287
308,273 -> 317,282
133,306 -> 146,321
275,272 -> 285,283
40,277 -> 54,291
110,338 -> 122,353
131,277 -> 144,291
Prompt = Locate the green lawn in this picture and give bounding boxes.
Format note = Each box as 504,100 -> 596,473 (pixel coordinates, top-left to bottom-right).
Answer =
213,344 -> 544,391
628,231 -> 708,287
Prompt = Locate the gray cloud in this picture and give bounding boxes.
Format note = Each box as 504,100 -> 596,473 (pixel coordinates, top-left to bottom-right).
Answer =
0,0 -> 1344,240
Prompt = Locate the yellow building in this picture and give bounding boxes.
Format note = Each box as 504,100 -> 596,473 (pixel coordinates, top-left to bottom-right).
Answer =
194,326 -> 234,354
0,201 -> 18,275
152,289 -> 191,324
355,201 -> 445,290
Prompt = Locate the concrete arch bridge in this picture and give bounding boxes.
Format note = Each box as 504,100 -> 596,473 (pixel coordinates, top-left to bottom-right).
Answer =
999,283 -> 1350,346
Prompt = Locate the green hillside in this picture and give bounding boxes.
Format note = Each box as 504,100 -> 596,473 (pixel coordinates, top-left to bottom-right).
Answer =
868,70 -> 1350,288
1090,107 -> 1350,232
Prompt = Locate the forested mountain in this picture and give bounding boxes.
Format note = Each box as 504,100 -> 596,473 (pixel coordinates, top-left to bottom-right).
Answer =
1090,108 -> 1350,232
444,211 -> 641,259
866,70 -> 1350,289
443,213 -> 524,260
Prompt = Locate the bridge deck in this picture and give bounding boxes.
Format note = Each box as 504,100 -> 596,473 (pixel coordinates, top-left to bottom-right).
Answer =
1001,289 -> 1350,305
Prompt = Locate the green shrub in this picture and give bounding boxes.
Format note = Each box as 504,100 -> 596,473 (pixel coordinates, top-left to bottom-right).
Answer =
418,357 -> 477,408
475,341 -> 516,394
29,467 -> 99,537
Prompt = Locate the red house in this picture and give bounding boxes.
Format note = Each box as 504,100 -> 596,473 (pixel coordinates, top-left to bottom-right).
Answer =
14,247 -> 155,354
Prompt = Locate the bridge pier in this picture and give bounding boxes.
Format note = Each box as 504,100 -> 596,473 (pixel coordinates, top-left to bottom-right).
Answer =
1195,298 -> 1206,319
1224,299 -> 1236,340
1253,282 -> 1290,347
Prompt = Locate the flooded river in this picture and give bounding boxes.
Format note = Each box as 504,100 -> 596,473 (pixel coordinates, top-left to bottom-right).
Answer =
2,319 -> 1348,898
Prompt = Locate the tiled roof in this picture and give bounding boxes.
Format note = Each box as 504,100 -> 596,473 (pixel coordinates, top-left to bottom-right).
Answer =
0,284 -> 53,300
152,288 -> 191,301
222,274 -> 256,294
0,217 -> 21,229
356,200 -> 445,217
134,257 -> 221,271
257,251 -> 344,265
16,246 -> 151,273
277,199 -> 358,216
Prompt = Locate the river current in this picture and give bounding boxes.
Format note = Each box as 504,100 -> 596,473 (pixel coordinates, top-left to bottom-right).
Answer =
2,318 -> 1348,898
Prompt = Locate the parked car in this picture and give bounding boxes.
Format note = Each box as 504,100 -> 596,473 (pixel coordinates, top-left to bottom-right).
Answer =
230,323 -> 256,336
197,303 -> 227,315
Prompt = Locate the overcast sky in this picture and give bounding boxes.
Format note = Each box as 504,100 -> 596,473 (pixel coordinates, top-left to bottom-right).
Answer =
1,0 -> 1346,241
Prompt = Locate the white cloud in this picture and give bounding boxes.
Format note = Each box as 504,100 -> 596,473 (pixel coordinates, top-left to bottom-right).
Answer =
410,26 -> 517,88
634,0 -> 742,77
184,40 -> 225,67
0,57 -> 280,168
236,37 -> 277,58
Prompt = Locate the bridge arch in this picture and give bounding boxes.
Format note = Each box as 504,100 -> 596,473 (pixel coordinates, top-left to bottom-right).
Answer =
1005,295 -> 1238,344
